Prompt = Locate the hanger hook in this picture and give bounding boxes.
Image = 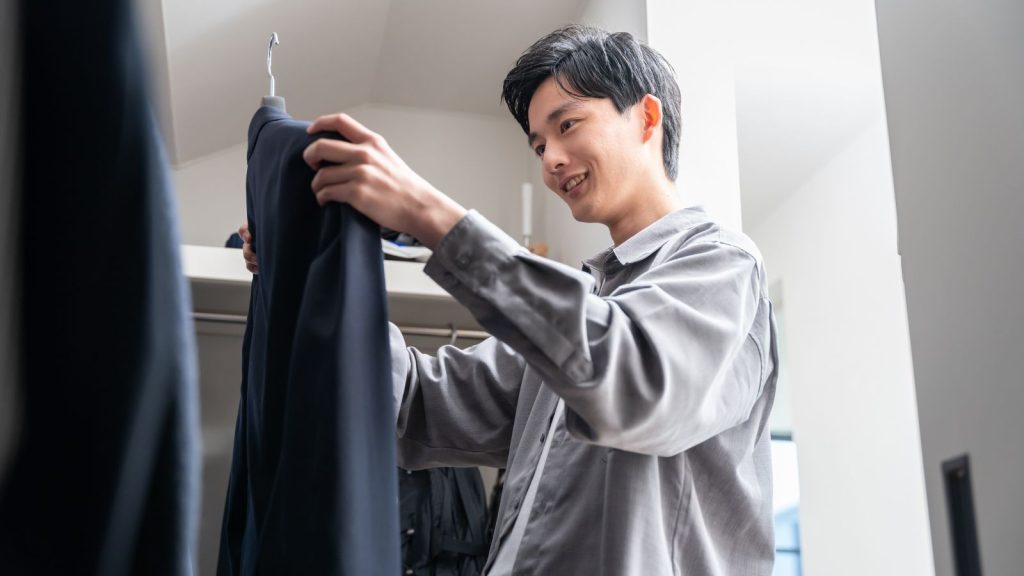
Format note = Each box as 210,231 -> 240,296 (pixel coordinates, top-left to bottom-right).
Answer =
267,32 -> 280,96
448,323 -> 459,347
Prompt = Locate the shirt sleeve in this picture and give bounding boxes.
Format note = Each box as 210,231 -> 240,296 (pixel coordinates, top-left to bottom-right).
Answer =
390,323 -> 526,470
424,210 -> 767,457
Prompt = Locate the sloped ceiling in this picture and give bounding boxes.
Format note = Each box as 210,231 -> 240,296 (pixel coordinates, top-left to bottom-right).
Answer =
373,1 -> 587,115
146,0 -> 587,165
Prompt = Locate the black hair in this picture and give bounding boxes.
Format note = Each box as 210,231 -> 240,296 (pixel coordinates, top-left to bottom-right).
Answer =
501,24 -> 682,180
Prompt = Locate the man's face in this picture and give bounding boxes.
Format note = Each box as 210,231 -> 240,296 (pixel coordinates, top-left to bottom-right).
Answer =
527,76 -> 646,225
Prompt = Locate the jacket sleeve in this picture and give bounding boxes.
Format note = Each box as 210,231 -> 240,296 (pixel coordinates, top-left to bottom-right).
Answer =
390,323 -> 526,470
423,210 -> 768,457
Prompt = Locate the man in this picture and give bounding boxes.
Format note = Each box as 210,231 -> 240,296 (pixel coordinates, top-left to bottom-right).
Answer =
244,25 -> 777,575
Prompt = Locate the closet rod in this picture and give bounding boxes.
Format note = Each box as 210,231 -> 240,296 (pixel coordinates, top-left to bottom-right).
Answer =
192,312 -> 489,341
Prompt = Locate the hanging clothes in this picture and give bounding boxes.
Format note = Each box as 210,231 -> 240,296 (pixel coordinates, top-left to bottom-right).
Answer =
218,106 -> 400,576
0,0 -> 200,573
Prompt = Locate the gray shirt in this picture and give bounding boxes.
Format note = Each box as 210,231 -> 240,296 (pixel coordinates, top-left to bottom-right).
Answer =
391,207 -> 778,575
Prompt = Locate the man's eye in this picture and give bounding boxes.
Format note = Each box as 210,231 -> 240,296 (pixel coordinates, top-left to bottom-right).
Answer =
534,144 -> 546,157
560,119 -> 576,133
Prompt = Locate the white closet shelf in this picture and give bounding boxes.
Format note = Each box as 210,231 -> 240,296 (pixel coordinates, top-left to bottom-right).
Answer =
182,244 -> 486,343
182,244 -> 453,300
182,245 -> 252,285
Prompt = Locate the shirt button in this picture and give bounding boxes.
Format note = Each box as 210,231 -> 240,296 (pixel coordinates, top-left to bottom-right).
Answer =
405,569 -> 414,575
405,528 -> 415,536
539,433 -> 545,444
455,254 -> 471,268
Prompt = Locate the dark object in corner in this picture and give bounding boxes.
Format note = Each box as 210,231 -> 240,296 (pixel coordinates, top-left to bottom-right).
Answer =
225,232 -> 244,249
942,454 -> 983,576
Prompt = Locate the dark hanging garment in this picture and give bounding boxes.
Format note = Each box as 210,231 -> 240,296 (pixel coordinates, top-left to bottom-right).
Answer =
399,468 -> 490,576
218,106 -> 400,576
0,0 -> 200,574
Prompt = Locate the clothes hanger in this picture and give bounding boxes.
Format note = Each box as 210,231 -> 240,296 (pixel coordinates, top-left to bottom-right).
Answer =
261,33 -> 286,110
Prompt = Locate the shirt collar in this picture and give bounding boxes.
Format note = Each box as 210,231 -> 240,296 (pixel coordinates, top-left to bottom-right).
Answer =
583,206 -> 710,272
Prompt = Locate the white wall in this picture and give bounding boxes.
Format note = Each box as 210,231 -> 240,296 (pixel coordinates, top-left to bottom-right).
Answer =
647,0 -> 742,232
172,142 -> 248,246
344,104 -> 527,240
749,119 -> 934,576
875,1 -> 1024,574
172,104 -> 528,247
578,0 -> 646,42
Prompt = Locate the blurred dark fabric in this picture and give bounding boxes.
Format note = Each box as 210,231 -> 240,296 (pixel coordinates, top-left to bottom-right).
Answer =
0,0 -> 201,574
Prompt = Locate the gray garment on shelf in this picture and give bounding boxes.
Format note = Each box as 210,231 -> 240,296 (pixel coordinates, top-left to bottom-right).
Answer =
391,207 -> 778,576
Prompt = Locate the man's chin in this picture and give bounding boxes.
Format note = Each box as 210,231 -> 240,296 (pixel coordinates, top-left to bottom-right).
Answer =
567,202 -> 598,224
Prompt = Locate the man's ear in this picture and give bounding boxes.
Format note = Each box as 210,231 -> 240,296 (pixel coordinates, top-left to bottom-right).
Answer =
640,94 -> 663,143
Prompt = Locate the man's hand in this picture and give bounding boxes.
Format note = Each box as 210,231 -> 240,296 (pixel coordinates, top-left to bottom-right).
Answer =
240,223 -> 258,274
302,113 -> 467,250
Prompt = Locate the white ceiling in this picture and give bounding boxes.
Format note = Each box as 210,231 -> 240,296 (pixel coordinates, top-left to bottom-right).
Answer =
145,0 -> 587,165
144,0 -> 887,229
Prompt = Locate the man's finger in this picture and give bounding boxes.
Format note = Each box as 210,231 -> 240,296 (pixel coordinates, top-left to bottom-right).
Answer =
315,182 -> 357,207
306,113 -> 376,144
302,138 -> 363,170
311,163 -> 365,195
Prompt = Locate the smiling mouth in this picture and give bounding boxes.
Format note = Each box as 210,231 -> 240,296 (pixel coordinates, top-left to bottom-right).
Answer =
563,173 -> 588,195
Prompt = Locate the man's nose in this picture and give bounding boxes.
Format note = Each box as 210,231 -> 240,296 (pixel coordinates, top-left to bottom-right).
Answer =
543,141 -> 567,174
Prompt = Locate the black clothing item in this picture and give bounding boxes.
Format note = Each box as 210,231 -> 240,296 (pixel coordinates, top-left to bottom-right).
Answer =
399,468 -> 489,576
225,232 -> 244,249
218,106 -> 400,576
486,469 -> 506,540
0,0 -> 200,574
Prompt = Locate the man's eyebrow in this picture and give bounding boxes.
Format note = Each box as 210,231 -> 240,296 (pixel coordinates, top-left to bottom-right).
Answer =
527,101 -> 584,147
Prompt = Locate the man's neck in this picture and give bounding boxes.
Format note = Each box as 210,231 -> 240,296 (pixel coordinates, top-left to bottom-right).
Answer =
606,179 -> 683,246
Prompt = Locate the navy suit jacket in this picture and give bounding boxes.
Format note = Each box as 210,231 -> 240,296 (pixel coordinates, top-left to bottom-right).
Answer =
218,106 -> 400,576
